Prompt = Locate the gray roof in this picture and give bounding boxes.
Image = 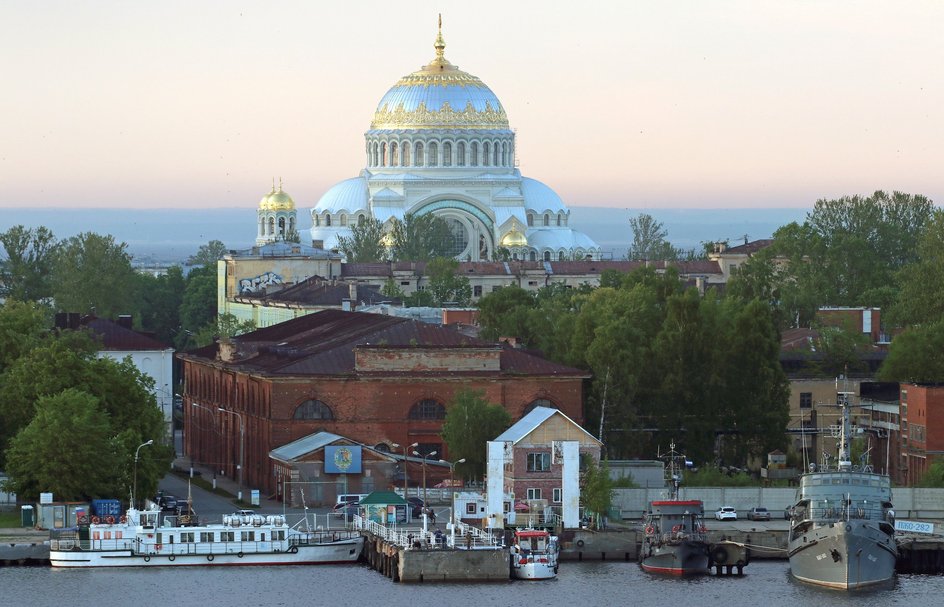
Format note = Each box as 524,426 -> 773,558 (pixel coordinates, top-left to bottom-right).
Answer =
269,431 -> 345,462
494,406 -> 601,445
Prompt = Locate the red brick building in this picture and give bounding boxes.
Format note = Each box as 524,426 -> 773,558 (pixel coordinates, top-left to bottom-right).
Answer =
900,383 -> 944,485
179,310 -> 588,497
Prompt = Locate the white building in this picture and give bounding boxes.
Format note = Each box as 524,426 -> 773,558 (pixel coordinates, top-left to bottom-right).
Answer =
309,22 -> 601,263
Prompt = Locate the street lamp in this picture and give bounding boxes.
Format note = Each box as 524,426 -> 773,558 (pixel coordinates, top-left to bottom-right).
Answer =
440,457 -> 466,525
218,407 -> 245,502
133,439 -> 154,509
392,442 -> 418,498
412,450 -> 438,511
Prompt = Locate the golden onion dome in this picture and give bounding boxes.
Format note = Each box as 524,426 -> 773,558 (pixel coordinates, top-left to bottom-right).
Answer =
259,185 -> 276,210
500,221 -> 528,248
370,17 -> 508,131
259,179 -> 295,211
380,232 -> 395,247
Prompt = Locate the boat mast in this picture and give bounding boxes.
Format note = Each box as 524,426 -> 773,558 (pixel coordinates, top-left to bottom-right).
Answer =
837,377 -> 854,472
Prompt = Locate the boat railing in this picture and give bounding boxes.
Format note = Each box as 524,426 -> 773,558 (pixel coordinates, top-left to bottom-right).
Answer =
349,515 -> 500,550
797,504 -> 892,522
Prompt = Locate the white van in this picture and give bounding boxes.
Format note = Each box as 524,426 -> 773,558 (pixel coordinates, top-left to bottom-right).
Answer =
335,494 -> 368,506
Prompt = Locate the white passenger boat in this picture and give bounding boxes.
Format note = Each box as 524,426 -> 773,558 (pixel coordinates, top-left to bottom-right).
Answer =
49,507 -> 364,568
509,529 -> 559,580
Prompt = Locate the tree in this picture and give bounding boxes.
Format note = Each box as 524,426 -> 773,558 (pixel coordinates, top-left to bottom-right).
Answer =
878,320 -> 944,383
891,209 -> 944,326
51,232 -> 137,318
0,300 -> 49,373
440,389 -> 512,480
628,213 -> 678,261
191,313 -> 256,348
425,257 -> 472,306
0,225 -> 58,302
178,264 -> 217,348
476,285 -> 536,342
186,240 -> 228,267
336,217 -> 387,262
390,213 -> 453,261
132,265 -> 185,345
580,455 -> 614,527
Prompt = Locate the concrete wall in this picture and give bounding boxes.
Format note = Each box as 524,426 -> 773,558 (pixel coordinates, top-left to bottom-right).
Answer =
613,487 -> 944,519
398,547 -> 508,582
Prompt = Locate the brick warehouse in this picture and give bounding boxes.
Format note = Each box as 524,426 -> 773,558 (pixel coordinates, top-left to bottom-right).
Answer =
178,309 -> 588,498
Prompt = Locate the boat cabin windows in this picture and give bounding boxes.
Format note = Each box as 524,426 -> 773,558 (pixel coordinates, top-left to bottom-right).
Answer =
221,531 -> 235,542
241,531 -> 255,542
273,530 -> 285,541
527,452 -> 551,472
200,532 -> 215,542
180,532 -> 195,543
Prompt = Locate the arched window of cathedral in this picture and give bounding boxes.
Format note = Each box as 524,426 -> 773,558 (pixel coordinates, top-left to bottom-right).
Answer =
357,214 -> 365,226
544,214 -> 550,227
401,141 -> 410,167
443,142 -> 453,167
293,399 -> 334,420
325,214 -> 332,227
543,251 -> 551,261
409,399 -> 446,420
529,250 -> 537,262
470,142 -> 479,166
314,215 -> 320,227
523,399 -> 558,415
428,142 -> 438,166
289,217 -> 295,232
268,217 -> 275,235
558,251 -> 565,261
415,141 -> 424,166
527,213 -> 534,227
457,142 -> 466,166
504,143 -> 511,166
278,217 -> 286,236
340,214 -> 347,227
482,142 -> 491,166
557,213 -> 563,226
494,142 -> 501,166
390,142 -> 398,167
372,142 -> 379,166
380,142 -> 388,167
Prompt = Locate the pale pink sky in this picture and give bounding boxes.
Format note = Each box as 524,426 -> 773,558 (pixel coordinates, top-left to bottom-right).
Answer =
1,1 -> 942,210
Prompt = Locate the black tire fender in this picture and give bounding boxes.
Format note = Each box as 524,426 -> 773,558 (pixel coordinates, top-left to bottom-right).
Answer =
168,555 -> 175,562
576,539 -> 585,548
143,555 -> 151,563
207,554 -> 214,562
289,545 -> 299,554
711,546 -> 728,564
237,551 -> 244,558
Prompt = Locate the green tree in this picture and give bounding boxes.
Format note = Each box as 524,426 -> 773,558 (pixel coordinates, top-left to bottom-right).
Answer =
580,455 -> 614,527
133,266 -> 186,344
390,213 -> 453,261
178,264 -> 217,348
191,313 -> 256,348
628,213 -> 678,260
878,320 -> 944,383
891,209 -> 944,326
0,225 -> 58,302
336,217 -> 387,262
440,389 -> 512,480
51,232 -> 137,318
476,285 -> 536,342
915,458 -> 944,488
0,300 -> 49,373
425,257 -> 472,306
380,278 -> 406,301
186,240 -> 228,267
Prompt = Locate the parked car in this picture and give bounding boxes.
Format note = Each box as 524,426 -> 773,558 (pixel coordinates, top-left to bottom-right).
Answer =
715,506 -> 737,521
747,507 -> 771,521
156,494 -> 178,512
232,509 -> 256,517
332,501 -> 359,518
407,497 -> 424,518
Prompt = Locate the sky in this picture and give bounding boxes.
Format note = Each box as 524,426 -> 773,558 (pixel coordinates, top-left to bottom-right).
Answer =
1,1 -> 942,211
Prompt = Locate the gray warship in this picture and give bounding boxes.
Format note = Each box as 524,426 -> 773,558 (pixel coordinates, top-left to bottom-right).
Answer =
788,389 -> 897,589
640,442 -> 709,575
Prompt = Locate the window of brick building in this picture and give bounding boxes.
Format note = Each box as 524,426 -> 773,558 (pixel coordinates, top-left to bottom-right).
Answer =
293,399 -> 334,420
527,488 -> 542,500
527,452 -> 550,472
409,399 -> 445,420
523,399 -> 558,415
553,488 -> 562,503
799,392 -> 812,409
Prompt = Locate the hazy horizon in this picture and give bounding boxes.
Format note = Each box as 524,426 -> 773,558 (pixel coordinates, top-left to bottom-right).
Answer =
1,2 -> 942,210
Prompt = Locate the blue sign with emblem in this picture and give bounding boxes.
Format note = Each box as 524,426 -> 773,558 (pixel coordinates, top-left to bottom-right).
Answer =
325,445 -> 362,474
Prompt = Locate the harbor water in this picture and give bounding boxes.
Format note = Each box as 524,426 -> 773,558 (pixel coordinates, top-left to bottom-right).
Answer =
3,561 -> 943,607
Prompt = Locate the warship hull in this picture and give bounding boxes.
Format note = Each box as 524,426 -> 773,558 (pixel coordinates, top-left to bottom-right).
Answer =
789,521 -> 897,589
640,540 -> 709,576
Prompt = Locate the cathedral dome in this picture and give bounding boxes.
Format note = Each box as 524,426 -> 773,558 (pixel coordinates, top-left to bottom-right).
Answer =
500,221 -> 528,248
259,181 -> 295,211
370,24 -> 508,131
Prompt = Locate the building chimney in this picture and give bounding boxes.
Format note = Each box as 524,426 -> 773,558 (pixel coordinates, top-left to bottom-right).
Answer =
117,314 -> 133,329
349,282 -> 358,301
218,339 -> 237,362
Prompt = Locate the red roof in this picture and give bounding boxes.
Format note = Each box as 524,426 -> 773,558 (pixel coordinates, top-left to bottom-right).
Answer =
81,316 -> 171,351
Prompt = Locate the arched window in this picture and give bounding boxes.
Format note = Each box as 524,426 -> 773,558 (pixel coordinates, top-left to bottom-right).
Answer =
543,251 -> 551,261
373,142 -> 379,166
470,142 -> 479,166
523,399 -> 558,415
314,215 -> 320,227
390,142 -> 398,167
558,251 -> 565,261
428,142 -> 438,166
527,213 -> 534,227
401,141 -> 410,167
380,142 -> 387,167
357,214 -> 365,226
278,217 -> 286,236
557,214 -> 563,226
325,214 -> 332,227
529,250 -> 537,262
494,142 -> 501,166
483,142 -> 491,166
443,142 -> 452,167
457,142 -> 466,166
268,217 -> 275,235
504,144 -> 510,166
340,214 -> 347,226
415,142 -> 424,166
544,214 -> 550,227
374,443 -> 392,453
409,399 -> 446,420
293,399 -> 334,420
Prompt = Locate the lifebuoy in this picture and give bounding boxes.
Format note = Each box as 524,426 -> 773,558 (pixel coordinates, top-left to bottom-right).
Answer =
78,515 -> 89,525
105,515 -> 115,524
711,546 -> 728,564
91,516 -> 100,524
144,555 -> 151,562
156,544 -> 162,551
672,525 -> 682,533
645,526 -> 654,535
168,555 -> 175,561
237,551 -> 244,558
207,554 -> 214,561
576,539 -> 585,548
289,545 -> 299,554
845,524 -> 852,532
119,516 -> 127,524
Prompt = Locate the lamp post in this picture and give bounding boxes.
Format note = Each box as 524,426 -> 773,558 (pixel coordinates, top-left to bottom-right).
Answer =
412,450 -> 438,511
392,442 -> 418,498
440,457 -> 466,524
217,407 -> 245,502
133,439 -> 153,509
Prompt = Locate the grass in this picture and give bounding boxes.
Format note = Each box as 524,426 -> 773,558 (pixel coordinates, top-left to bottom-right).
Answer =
0,510 -> 22,528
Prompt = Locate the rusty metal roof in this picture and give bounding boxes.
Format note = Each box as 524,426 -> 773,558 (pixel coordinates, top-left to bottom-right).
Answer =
80,316 -> 172,351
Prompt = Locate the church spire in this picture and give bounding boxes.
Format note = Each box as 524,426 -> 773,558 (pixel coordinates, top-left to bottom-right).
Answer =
434,13 -> 446,61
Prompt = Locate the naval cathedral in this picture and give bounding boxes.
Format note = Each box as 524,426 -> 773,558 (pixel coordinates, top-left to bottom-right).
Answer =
256,23 -> 600,262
